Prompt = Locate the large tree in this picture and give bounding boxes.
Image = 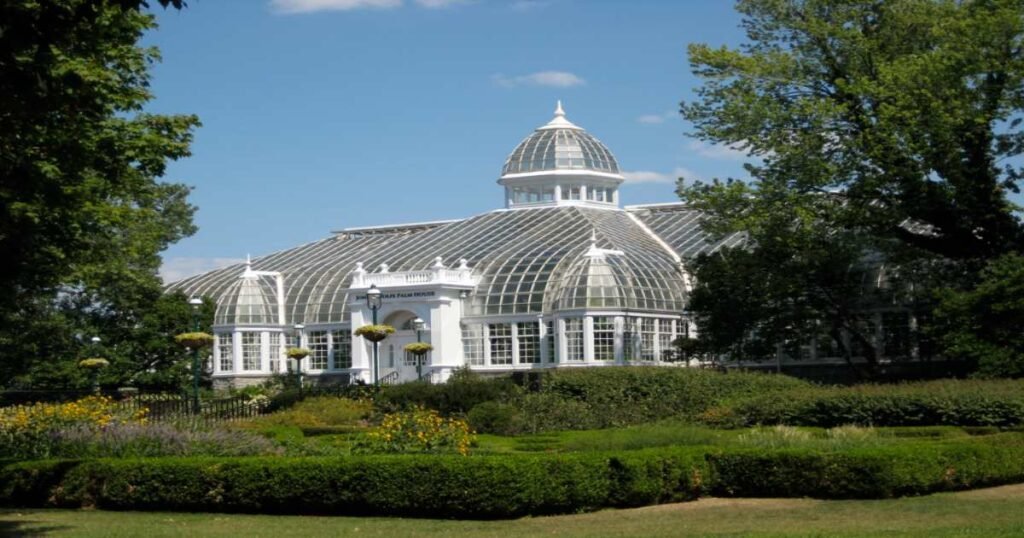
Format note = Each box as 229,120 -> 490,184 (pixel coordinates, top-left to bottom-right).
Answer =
679,0 -> 1024,372
0,0 -> 199,387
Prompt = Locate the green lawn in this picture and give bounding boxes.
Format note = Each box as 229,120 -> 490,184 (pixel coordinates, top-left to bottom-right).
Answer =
3,483 -> 1024,537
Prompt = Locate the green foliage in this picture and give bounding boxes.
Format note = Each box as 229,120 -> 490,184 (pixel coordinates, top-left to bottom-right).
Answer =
710,379 -> 1024,428
246,396 -> 373,429
0,1 -> 201,388
467,401 -> 523,436
376,374 -> 521,415
533,367 -> 810,430
4,434 -> 1024,516
679,0 -> 1024,375
354,407 -> 475,456
932,253 -> 1024,378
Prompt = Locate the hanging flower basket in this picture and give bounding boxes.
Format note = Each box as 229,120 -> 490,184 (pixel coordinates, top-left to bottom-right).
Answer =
78,358 -> 110,370
355,324 -> 395,343
287,347 -> 311,360
175,332 -> 214,349
404,342 -> 433,356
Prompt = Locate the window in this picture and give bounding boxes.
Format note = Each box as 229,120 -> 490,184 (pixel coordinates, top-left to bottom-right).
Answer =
517,322 -> 540,364
568,185 -> 582,200
883,312 -> 912,358
589,187 -> 606,202
217,333 -> 233,372
658,319 -> 674,362
308,331 -> 328,370
462,324 -> 484,366
640,318 -> 656,361
541,187 -> 554,202
593,317 -> 614,361
565,318 -> 584,362
241,332 -> 261,371
388,344 -> 395,368
269,332 -> 282,373
332,330 -> 352,369
623,317 -> 636,360
403,348 -> 419,366
545,321 -> 556,362
489,323 -> 513,365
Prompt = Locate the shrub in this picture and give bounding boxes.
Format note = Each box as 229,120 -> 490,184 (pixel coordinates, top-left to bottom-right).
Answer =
722,379 -> 1024,427
4,435 -> 1023,517
355,407 -> 475,455
248,396 -> 373,429
48,423 -> 282,458
467,401 -> 523,435
537,367 -> 810,428
377,374 -> 521,415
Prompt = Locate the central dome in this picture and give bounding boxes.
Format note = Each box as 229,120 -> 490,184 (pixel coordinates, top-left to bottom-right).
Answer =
501,102 -> 620,177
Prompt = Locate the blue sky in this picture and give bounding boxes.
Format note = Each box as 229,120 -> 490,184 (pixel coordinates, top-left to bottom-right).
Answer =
151,0 -> 751,281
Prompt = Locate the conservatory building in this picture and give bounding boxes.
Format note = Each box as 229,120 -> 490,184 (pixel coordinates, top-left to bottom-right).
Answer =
167,103 -> 742,387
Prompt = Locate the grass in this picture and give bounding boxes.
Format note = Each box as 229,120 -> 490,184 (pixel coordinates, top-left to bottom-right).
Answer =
2,483 -> 1023,537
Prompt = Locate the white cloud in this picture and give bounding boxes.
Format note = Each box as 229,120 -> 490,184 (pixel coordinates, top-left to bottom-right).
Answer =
622,170 -> 672,184
160,257 -> 246,284
492,71 -> 586,88
414,0 -> 471,7
622,167 -> 703,185
636,111 -> 677,125
270,0 -> 401,14
687,140 -> 749,161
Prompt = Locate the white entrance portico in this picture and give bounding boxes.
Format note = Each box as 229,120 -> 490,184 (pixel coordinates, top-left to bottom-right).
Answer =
348,257 -> 477,384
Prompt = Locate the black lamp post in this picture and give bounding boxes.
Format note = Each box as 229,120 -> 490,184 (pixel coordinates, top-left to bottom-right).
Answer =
412,317 -> 425,381
294,323 -> 305,391
188,297 -> 202,413
366,284 -> 382,385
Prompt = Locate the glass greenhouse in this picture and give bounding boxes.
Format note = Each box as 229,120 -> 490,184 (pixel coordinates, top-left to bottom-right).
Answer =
167,102 -> 743,387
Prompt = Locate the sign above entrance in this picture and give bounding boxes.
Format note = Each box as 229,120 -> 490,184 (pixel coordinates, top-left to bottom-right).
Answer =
354,290 -> 437,302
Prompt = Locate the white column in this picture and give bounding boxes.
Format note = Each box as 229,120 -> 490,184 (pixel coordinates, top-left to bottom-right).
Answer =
261,331 -> 270,373
232,330 -> 242,373
554,184 -> 563,203
482,323 -> 492,366
538,317 -> 548,364
613,316 -> 625,363
511,322 -> 520,365
557,318 -> 567,364
583,316 -> 595,362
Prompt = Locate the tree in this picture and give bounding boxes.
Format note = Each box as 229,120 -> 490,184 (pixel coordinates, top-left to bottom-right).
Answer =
679,0 -> 1024,374
0,0 -> 198,386
931,253 -> 1024,378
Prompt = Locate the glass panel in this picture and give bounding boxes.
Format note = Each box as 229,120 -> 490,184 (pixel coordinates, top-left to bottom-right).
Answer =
517,321 -> 540,364
462,324 -> 484,366
565,318 -> 584,362
241,332 -> 261,371
269,332 -> 282,373
217,333 -> 233,372
332,329 -> 352,369
593,317 -> 614,361
308,331 -> 328,370
489,323 -> 513,365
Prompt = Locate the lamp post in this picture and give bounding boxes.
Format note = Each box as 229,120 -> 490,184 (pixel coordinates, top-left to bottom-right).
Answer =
366,284 -> 382,385
412,317 -> 425,381
188,297 -> 203,413
294,323 -> 305,391
89,336 -> 102,394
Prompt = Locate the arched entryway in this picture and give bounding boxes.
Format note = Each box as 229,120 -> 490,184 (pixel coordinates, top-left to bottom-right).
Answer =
380,309 -> 430,382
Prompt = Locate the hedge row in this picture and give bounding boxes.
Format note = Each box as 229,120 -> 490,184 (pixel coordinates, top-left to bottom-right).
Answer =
0,448 -> 708,519
714,380 -> 1024,428
4,435 -> 1024,518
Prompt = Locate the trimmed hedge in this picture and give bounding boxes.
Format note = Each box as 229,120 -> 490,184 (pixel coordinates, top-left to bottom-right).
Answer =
717,380 -> 1024,428
0,449 -> 708,519
3,435 -> 1024,518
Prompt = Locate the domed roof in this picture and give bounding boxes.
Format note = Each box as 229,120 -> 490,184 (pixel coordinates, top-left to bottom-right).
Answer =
501,102 -> 620,177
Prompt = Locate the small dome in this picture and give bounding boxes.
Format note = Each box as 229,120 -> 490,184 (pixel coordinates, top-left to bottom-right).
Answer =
215,272 -> 278,326
501,102 -> 620,177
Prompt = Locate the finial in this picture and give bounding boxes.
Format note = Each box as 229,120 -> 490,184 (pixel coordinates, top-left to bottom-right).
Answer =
246,253 -> 252,267
554,100 -> 565,118
590,230 -> 597,245
433,256 -> 446,269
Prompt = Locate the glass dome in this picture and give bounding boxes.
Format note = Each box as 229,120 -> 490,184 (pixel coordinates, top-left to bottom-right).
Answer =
501,102 -> 620,176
